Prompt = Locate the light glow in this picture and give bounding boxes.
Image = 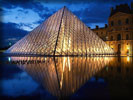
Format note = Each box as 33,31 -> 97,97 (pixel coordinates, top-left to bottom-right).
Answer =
127,56 -> 130,62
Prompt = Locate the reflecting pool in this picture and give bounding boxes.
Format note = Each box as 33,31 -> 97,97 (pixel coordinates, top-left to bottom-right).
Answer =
0,57 -> 133,100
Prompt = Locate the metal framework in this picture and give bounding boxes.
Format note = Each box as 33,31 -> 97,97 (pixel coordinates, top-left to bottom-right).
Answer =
5,6 -> 114,56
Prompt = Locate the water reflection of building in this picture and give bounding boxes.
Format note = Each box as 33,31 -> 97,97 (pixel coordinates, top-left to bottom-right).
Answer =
92,3 -> 133,56
10,57 -> 110,99
95,57 -> 133,99
96,57 -> 133,79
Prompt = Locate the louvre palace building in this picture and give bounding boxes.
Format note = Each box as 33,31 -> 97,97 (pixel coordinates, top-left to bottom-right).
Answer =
92,3 -> 133,56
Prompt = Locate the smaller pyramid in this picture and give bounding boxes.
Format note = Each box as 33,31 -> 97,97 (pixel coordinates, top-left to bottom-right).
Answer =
5,6 -> 114,56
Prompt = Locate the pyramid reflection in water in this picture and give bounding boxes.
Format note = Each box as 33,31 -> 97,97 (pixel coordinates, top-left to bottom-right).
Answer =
5,7 -> 114,56
10,57 -> 111,98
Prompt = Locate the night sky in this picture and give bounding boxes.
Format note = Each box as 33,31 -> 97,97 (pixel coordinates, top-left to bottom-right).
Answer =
0,0 -> 132,47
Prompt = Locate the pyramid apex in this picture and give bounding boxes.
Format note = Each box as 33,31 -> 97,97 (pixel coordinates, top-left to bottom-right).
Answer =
63,6 -> 67,9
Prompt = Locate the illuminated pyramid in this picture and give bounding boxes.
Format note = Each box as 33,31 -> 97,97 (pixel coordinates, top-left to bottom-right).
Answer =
5,6 -> 114,56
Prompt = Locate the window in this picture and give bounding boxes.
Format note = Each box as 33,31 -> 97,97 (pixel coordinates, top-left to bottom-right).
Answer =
111,21 -> 114,26
117,34 -> 121,40
125,28 -> 128,30
111,36 -> 113,41
118,20 -> 121,25
106,36 -> 108,40
126,18 -> 129,24
126,34 -> 129,40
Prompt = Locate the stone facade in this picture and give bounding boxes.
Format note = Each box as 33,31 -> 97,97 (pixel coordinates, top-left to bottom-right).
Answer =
92,3 -> 133,56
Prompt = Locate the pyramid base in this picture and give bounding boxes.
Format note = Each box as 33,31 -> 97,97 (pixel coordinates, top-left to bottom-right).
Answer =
2,53 -> 116,57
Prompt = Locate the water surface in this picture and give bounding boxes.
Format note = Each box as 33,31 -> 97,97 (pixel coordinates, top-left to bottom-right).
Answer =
0,56 -> 133,100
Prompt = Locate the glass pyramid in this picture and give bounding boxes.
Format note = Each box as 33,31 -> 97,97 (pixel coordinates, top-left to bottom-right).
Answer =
5,6 -> 114,56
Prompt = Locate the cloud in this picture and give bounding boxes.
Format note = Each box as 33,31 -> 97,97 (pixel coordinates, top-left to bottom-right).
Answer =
0,22 -> 28,37
18,23 -> 34,30
33,19 -> 44,24
35,3 -> 110,27
69,0 -> 132,3
5,38 -> 18,41
2,0 -> 130,4
1,0 -> 132,10
0,8 -> 3,12
71,3 -> 109,28
17,9 -> 29,14
0,0 -> 44,11
1,0 -> 132,26
0,22 -> 28,47
0,1 -> 54,28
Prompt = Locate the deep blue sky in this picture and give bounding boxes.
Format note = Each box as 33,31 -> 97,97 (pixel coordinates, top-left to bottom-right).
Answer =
0,0 -> 132,47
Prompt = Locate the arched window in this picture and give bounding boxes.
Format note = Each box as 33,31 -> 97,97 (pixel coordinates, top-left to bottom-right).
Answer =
111,36 -> 113,41
126,18 -> 129,24
111,21 -> 114,26
126,34 -> 129,40
117,34 -> 121,40
118,20 -> 121,25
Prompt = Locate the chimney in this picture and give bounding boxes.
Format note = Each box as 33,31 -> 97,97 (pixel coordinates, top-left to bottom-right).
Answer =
105,24 -> 108,28
96,25 -> 99,29
131,2 -> 133,10
116,5 -> 119,9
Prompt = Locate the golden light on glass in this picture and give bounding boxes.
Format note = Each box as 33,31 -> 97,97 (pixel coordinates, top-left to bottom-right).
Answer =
127,56 -> 130,62
5,7 -> 114,56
